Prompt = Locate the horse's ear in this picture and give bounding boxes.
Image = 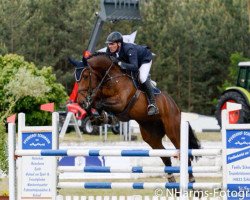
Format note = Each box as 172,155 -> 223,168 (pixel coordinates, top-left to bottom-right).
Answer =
68,57 -> 86,69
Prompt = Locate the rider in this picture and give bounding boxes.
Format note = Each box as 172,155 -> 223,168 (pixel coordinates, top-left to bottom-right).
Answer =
106,31 -> 159,115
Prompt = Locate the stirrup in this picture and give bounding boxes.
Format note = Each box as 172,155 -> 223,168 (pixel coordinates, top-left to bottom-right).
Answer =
147,104 -> 159,115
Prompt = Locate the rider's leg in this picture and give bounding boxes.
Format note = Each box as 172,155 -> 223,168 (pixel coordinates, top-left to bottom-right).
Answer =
139,61 -> 159,115
142,79 -> 159,115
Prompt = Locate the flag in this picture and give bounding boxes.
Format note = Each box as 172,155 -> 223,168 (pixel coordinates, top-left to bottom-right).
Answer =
40,103 -> 54,112
7,114 -> 16,123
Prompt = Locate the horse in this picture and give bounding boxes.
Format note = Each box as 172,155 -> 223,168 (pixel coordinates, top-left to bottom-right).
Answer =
75,52 -> 200,184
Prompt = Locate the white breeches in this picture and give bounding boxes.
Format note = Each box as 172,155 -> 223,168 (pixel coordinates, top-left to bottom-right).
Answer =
139,61 -> 152,83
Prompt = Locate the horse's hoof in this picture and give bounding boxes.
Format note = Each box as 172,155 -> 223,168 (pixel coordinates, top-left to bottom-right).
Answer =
189,176 -> 195,183
167,174 -> 176,183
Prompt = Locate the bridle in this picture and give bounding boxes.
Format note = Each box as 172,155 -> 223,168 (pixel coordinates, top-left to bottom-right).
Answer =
77,60 -> 116,111
77,56 -> 139,119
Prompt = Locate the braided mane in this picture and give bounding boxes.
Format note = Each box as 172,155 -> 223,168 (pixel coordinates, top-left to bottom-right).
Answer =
87,52 -> 111,60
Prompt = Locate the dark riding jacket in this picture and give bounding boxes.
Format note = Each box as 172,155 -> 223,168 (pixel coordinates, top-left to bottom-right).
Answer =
107,42 -> 152,71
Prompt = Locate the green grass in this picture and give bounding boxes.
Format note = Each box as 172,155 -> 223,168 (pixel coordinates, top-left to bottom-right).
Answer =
196,132 -> 221,141
0,177 -> 8,195
61,131 -> 221,143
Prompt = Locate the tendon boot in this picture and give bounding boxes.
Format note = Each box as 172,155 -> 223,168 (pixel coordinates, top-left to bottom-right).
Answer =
142,79 -> 159,115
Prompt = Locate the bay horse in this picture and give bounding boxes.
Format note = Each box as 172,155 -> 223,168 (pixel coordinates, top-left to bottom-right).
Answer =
75,52 -> 200,184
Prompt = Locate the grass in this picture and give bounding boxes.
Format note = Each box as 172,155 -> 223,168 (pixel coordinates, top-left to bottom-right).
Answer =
0,177 -> 8,195
60,130 -> 221,143
196,132 -> 221,141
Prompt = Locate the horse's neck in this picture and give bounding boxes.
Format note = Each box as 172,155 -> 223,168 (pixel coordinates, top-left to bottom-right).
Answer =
100,71 -> 137,113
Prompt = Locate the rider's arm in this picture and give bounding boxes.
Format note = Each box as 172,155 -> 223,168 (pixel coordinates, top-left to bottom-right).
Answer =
118,47 -> 138,71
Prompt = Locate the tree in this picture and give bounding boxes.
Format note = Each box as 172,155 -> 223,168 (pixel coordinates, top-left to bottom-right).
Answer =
1,0 -> 250,115
0,54 -> 67,125
138,0 -> 250,114
0,54 -> 67,174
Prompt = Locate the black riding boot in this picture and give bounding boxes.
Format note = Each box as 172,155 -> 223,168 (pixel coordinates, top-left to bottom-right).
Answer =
142,80 -> 159,115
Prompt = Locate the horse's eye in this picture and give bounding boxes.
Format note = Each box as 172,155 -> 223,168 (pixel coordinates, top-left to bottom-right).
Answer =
83,75 -> 88,80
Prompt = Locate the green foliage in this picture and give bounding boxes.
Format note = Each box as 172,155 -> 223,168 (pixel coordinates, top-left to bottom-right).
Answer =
219,52 -> 250,91
0,0 -> 250,115
137,0 -> 250,114
0,54 -> 67,125
0,121 -> 8,174
0,54 -> 67,173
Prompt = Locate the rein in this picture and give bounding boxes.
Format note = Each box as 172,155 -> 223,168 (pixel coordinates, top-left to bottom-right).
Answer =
84,61 -> 114,109
77,56 -> 138,117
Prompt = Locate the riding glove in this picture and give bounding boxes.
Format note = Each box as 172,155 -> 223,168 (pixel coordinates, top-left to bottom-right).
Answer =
110,56 -> 119,64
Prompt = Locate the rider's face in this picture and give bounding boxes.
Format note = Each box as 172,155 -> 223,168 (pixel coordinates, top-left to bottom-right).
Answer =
108,42 -> 120,53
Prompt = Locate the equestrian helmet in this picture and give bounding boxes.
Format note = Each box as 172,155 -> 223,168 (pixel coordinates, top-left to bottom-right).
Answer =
105,31 -> 123,44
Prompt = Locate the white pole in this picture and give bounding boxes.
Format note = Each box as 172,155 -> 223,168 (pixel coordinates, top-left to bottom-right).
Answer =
180,120 -> 189,199
124,122 -> 128,141
18,113 -> 25,148
17,113 -> 25,199
8,123 -> 16,200
221,109 -> 228,200
52,112 -> 59,200
99,126 -> 103,140
128,121 -> 131,141
52,112 -> 59,149
119,122 -> 123,140
104,124 -> 108,141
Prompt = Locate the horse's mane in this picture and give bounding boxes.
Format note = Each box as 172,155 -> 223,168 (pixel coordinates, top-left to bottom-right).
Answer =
87,52 -> 111,60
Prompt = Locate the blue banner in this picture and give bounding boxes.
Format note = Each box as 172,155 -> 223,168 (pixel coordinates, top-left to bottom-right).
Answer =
227,147 -> 250,164
226,130 -> 250,149
22,132 -> 52,149
227,184 -> 250,200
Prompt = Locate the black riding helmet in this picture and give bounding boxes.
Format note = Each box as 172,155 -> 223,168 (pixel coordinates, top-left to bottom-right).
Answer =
105,31 -> 123,44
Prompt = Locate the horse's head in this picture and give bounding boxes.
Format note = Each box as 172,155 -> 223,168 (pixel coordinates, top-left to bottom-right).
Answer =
74,53 -> 120,110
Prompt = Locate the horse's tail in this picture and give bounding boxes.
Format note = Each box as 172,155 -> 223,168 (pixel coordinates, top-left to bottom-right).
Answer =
188,122 -> 201,160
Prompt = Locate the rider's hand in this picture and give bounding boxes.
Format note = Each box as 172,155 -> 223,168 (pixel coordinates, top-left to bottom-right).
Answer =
118,62 -> 126,70
110,56 -> 119,64
110,56 -> 126,70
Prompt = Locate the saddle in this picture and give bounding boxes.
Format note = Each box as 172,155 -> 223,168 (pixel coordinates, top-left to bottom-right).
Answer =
130,72 -> 161,95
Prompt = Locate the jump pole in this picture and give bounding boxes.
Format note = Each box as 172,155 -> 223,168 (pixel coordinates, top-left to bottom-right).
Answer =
180,120 -> 189,199
8,122 -> 16,200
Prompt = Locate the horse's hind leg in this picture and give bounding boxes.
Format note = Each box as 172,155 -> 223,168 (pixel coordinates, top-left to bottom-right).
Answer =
161,114 -> 197,183
140,125 -> 177,183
